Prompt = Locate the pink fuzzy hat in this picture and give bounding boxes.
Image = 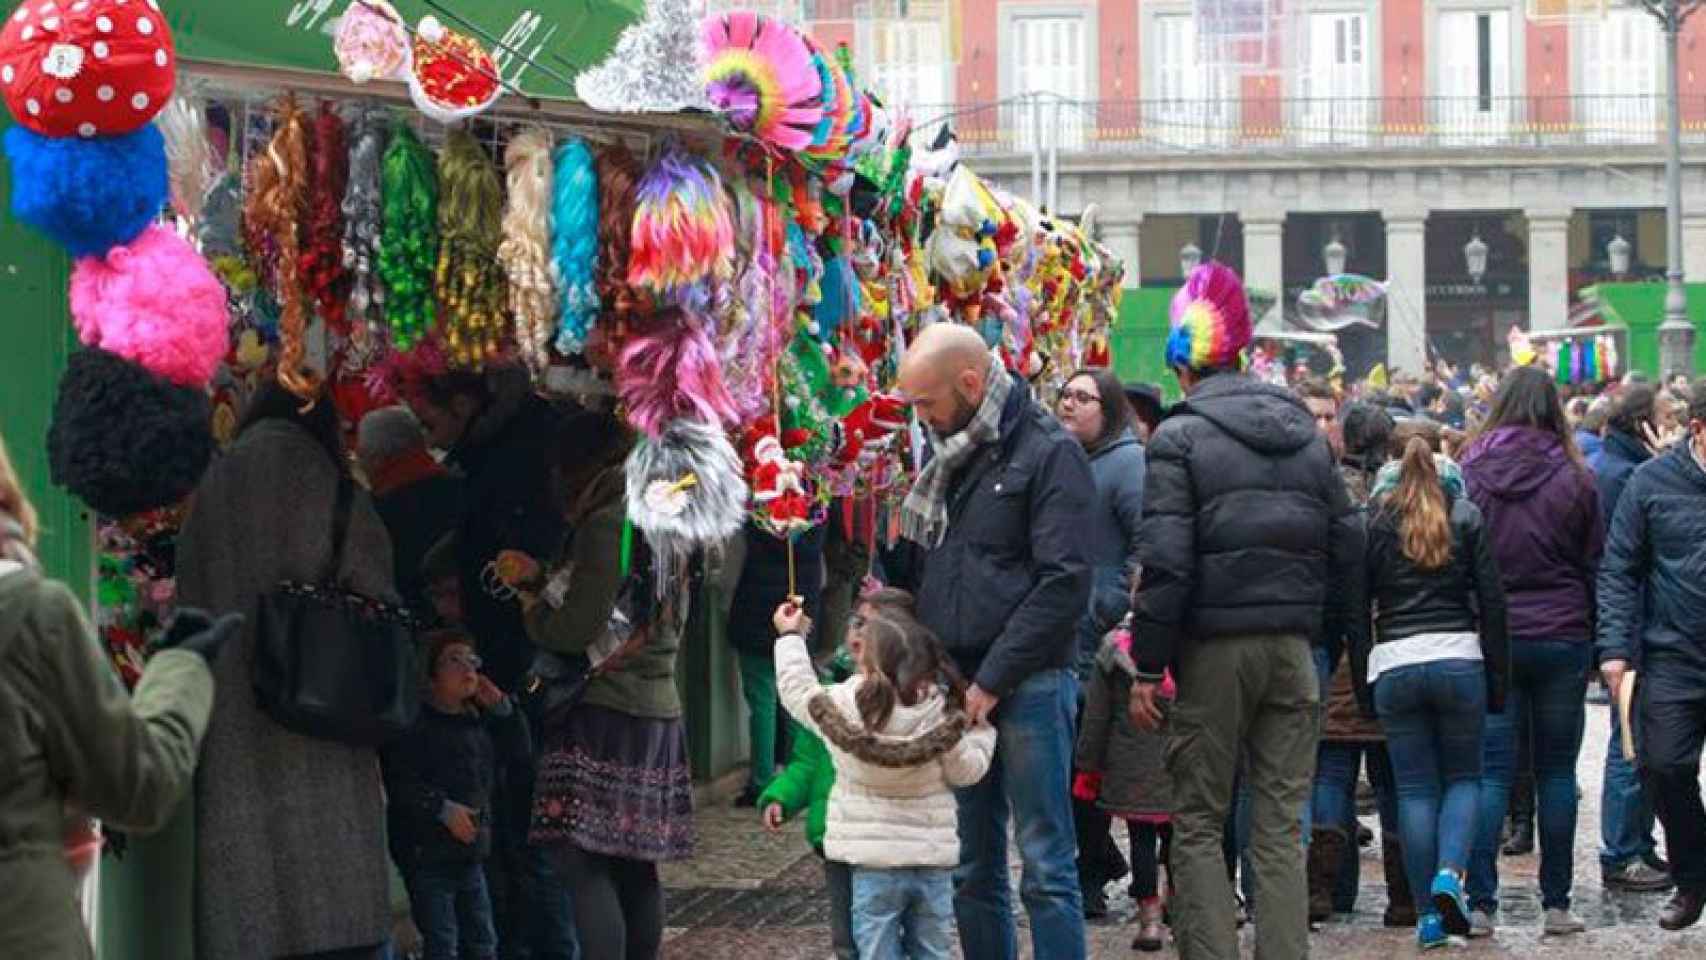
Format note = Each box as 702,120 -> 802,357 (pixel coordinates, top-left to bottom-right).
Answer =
70,223 -> 229,388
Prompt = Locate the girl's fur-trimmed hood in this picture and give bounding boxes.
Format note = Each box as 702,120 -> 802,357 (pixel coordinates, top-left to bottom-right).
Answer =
805,681 -> 970,769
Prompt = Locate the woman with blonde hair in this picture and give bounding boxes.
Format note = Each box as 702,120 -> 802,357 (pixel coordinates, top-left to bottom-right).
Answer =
0,431 -> 237,959
1349,436 -> 1509,949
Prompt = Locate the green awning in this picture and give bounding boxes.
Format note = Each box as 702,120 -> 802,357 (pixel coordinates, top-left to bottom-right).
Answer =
168,1 -> 645,100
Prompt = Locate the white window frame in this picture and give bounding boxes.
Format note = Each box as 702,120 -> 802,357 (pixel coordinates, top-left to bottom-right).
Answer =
861,16 -> 952,118
1293,4 -> 1378,146
1574,4 -> 1663,144
1000,4 -> 1094,150
1430,2 -> 1523,145
1147,5 -> 1238,147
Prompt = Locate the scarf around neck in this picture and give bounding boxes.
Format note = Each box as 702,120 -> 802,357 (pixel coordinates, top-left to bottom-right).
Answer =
1371,454 -> 1465,502
900,353 -> 1014,547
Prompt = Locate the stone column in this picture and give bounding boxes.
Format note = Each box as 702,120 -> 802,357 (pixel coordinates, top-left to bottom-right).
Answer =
1527,209 -> 1573,330
1098,216 -> 1143,289
1385,212 -> 1428,376
1683,214 -> 1706,284
1241,214 -> 1284,300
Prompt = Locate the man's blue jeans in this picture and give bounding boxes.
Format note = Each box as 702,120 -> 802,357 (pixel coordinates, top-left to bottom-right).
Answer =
853,866 -> 954,960
1469,640 -> 1589,914
406,861 -> 499,960
1313,742 -> 1399,911
1601,702 -> 1658,870
953,668 -> 1086,960
1374,659 -> 1487,918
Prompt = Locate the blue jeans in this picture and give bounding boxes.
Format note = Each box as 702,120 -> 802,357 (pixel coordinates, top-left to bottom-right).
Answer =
953,668 -> 1085,960
1375,659 -> 1487,917
1469,640 -> 1589,913
853,866 -> 954,960
1314,742 -> 1399,911
406,862 -> 499,960
1601,702 -> 1659,870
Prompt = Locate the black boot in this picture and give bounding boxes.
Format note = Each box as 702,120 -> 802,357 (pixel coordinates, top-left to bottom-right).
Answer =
1308,827 -> 1347,923
1382,837 -> 1417,928
1502,815 -> 1534,856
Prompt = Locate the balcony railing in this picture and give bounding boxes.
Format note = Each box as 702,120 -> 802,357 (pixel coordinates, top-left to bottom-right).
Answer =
907,95 -> 1706,156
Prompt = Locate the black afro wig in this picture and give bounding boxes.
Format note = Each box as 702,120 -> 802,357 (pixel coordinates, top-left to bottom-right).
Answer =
48,348 -> 214,519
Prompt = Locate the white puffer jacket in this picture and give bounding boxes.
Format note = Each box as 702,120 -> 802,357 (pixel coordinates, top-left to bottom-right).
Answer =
774,633 -> 996,869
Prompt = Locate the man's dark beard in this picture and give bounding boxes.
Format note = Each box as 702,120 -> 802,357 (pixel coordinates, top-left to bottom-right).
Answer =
941,388 -> 979,436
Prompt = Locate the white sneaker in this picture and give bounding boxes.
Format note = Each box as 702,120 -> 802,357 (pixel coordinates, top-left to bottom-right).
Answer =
1468,909 -> 1494,938
1544,908 -> 1586,936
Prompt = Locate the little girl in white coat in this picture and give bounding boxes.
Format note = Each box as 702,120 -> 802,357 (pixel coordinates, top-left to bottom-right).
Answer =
772,600 -> 996,960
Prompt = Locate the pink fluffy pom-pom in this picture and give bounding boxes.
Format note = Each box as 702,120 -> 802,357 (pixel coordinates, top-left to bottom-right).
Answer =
71,224 -> 230,388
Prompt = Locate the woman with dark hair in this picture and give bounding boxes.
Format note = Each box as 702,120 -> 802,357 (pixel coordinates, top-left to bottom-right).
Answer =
1457,366 -> 1603,938
1309,402 -> 1410,927
518,408 -> 695,960
1054,366 -> 1146,918
1351,436 -> 1508,948
176,381 -> 402,959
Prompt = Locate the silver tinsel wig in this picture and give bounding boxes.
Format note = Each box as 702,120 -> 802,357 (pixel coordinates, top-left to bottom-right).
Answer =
575,0 -> 708,114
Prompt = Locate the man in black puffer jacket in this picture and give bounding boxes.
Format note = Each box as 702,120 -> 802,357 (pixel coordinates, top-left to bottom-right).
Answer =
1129,263 -> 1361,960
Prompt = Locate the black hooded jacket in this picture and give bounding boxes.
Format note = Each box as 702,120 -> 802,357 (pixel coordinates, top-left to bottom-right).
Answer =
1132,373 -> 1362,679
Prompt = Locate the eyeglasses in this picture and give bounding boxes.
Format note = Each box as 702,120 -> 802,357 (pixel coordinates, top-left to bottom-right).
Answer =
1059,389 -> 1101,407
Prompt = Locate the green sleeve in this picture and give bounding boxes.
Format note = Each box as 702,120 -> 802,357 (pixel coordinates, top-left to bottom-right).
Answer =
29,580 -> 213,834
759,720 -> 826,818
525,506 -> 625,656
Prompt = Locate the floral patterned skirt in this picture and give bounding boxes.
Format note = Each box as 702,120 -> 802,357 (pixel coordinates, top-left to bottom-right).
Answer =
530,703 -> 695,862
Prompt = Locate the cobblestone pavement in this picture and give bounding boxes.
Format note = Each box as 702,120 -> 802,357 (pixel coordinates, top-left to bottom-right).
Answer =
659,702 -> 1706,958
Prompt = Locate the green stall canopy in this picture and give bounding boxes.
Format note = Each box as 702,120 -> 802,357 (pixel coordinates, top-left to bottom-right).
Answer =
169,0 -> 645,100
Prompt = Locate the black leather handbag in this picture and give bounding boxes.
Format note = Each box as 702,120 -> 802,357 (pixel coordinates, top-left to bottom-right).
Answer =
253,477 -> 419,747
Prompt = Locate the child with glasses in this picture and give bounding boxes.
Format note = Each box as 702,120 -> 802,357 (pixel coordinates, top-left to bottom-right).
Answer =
381,630 -> 531,960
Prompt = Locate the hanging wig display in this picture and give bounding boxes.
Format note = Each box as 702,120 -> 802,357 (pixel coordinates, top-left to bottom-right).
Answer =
700,11 -> 825,152
157,97 -> 217,224
628,146 -> 734,297
595,144 -> 647,348
70,224 -> 230,389
616,311 -> 741,438
245,98 -> 318,400
342,113 -> 387,333
303,102 -> 352,333
3,125 -> 168,258
623,417 -> 748,578
496,126 -> 558,375
435,129 -> 508,368
550,137 -> 600,356
377,122 -> 439,350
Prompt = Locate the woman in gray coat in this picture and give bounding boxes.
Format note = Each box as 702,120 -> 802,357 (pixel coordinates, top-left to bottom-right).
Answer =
177,383 -> 400,960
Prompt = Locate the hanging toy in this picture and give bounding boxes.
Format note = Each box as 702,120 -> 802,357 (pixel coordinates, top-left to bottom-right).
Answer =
496,125 -> 558,374
436,129 -> 509,368
244,98 -> 318,400
70,223 -> 229,388
700,11 -> 825,151
377,122 -> 438,350
627,145 -> 735,297
549,136 -> 599,356
624,418 -> 748,578
745,432 -> 817,536
0,0 -> 176,139
408,15 -> 501,124
834,394 -> 907,470
334,0 -> 410,84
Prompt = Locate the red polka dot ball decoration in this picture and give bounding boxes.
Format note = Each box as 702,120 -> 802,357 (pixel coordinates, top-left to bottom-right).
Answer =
0,0 -> 176,139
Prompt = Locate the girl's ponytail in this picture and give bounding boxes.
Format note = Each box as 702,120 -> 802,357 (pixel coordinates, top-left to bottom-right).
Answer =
1393,435 -> 1452,569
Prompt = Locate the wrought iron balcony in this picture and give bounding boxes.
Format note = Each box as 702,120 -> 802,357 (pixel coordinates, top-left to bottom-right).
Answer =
908,95 -> 1706,156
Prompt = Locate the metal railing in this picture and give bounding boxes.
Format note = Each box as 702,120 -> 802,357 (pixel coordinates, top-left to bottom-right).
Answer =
905,95 -> 1706,156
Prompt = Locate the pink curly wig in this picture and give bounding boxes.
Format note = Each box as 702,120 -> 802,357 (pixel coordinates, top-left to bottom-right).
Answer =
617,308 -> 740,438
70,224 -> 230,388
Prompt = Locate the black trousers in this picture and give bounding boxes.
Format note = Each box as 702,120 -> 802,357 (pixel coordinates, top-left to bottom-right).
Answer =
1639,668 -> 1706,894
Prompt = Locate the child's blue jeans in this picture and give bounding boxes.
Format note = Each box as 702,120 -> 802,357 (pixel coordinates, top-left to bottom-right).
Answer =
851,866 -> 954,960
405,861 -> 499,960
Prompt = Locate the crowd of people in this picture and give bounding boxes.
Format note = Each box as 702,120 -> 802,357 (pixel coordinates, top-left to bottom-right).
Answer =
4,260 -> 1706,960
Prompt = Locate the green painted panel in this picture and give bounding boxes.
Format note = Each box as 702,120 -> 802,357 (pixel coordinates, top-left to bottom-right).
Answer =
1111,287 -> 1182,402
172,0 -> 644,100
1593,282 -> 1706,377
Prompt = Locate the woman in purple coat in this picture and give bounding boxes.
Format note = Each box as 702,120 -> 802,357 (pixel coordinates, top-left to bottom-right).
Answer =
1458,366 -> 1604,939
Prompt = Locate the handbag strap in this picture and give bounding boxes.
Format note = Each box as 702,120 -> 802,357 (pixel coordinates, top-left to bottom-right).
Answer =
321,476 -> 355,586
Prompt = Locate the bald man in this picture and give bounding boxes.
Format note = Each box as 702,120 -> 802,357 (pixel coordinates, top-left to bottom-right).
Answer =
889,323 -> 1095,960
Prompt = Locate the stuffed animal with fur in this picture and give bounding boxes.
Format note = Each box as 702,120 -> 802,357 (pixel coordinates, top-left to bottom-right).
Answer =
624,418 -> 747,573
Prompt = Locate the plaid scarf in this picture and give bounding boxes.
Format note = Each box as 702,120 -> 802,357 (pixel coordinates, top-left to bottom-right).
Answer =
900,354 -> 1014,547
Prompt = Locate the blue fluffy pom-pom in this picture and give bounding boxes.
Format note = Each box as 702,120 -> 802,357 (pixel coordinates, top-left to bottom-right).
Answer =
4,126 -> 168,258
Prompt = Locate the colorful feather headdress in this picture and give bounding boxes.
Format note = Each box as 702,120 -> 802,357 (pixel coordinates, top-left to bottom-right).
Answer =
1165,261 -> 1253,373
700,12 -> 825,151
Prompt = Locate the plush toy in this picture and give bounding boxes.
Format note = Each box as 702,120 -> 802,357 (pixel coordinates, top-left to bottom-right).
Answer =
747,434 -> 813,530
835,394 -> 906,469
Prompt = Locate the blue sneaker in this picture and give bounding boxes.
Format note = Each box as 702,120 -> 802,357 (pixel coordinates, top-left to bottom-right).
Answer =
1431,870 -> 1470,937
1417,913 -> 1448,949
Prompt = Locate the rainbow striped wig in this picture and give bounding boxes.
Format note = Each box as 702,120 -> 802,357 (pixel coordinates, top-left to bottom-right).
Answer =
1165,261 -> 1252,373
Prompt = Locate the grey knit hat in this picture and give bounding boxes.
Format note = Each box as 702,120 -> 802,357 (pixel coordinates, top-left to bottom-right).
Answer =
356,406 -> 428,468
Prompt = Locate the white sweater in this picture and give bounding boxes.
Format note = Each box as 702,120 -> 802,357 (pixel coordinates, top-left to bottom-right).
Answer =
773,633 -> 997,869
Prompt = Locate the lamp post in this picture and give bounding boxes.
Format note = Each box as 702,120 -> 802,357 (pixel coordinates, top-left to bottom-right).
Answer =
1180,241 -> 1203,277
1323,235 -> 1347,276
1465,233 -> 1489,285
1608,233 -> 1633,277
1641,0 -> 1704,376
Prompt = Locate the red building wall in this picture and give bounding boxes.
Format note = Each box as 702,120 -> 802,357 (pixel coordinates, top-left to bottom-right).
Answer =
1383,0 -> 1424,132
1527,20 -> 1570,128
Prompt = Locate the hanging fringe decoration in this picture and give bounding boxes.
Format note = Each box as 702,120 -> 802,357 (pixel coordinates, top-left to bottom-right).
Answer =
617,311 -> 741,439
623,418 -> 747,580
245,97 -> 317,400
551,137 -> 600,356
377,122 -> 438,351
343,113 -> 387,335
157,96 -> 216,224
435,129 -> 509,368
497,126 -> 558,375
303,102 -> 352,333
627,145 -> 735,297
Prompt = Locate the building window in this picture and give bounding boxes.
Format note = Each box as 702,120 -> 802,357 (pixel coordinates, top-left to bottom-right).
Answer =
1151,12 -> 1231,145
1436,9 -> 1512,143
1011,14 -> 1088,149
1296,11 -> 1371,145
1576,8 -> 1661,143
871,18 -> 949,114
